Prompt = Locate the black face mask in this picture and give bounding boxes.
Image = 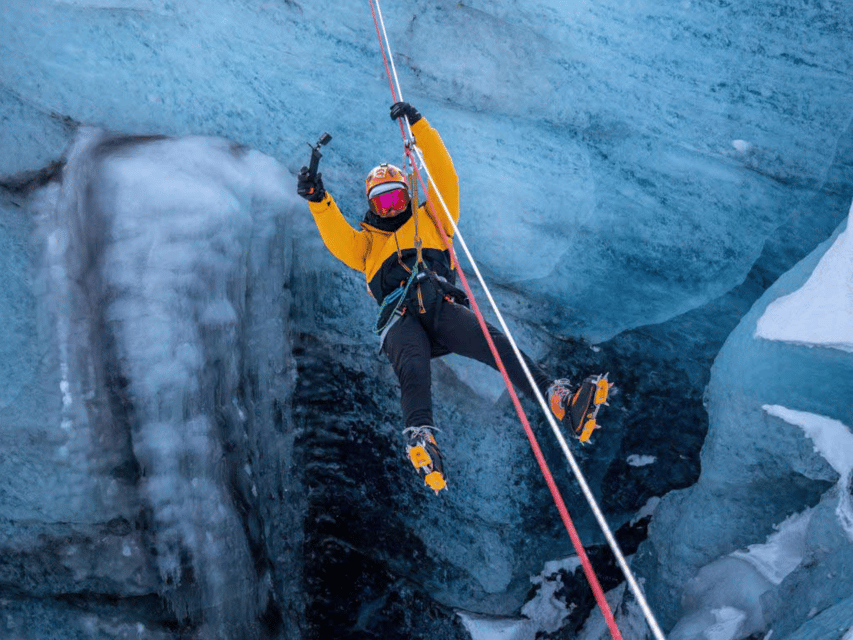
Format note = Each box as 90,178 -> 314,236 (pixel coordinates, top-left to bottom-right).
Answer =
363,200 -> 413,232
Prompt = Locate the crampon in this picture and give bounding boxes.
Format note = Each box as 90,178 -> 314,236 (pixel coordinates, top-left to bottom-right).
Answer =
551,374 -> 611,443
403,426 -> 447,494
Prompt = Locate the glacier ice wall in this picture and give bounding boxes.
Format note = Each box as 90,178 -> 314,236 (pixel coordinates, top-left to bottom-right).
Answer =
2,0 -> 853,638
639,209 -> 853,638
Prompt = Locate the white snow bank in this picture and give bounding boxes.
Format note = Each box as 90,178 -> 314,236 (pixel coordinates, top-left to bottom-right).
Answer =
756,205 -> 853,352
730,509 -> 812,585
764,405 -> 853,475
764,405 -> 853,540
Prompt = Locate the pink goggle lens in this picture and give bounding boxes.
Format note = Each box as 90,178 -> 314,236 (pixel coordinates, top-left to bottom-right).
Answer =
370,188 -> 409,217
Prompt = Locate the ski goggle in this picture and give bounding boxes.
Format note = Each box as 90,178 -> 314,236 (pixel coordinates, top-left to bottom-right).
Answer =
368,186 -> 410,218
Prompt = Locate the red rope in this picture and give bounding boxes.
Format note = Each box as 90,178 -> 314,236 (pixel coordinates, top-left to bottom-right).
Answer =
367,3 -> 623,639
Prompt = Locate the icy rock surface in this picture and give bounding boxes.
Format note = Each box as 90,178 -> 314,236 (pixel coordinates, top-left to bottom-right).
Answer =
640,212 -> 853,638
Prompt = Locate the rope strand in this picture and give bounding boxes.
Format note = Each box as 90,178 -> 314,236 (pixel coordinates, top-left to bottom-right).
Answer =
368,3 -> 665,639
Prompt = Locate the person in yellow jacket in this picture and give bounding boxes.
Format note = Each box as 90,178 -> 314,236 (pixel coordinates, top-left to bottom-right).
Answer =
297,102 -> 604,494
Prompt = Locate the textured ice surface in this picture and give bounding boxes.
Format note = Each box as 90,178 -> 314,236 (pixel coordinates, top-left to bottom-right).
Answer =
0,196 -> 37,409
764,406 -> 853,541
668,510 -> 812,640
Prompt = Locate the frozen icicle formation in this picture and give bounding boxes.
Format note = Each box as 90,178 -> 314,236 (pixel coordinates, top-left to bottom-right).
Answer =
100,134 -> 259,629
41,128 -> 295,637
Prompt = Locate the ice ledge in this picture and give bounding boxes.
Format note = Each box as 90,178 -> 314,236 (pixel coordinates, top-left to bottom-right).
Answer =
763,405 -> 853,541
755,205 -> 853,353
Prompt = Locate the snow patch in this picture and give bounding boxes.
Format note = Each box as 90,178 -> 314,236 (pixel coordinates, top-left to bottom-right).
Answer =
706,607 -> 748,640
521,556 -> 581,634
732,140 -> 753,153
457,555 -> 585,640
756,206 -> 853,352
631,496 -> 661,526
456,611 -> 536,640
627,454 -> 656,467
730,509 -> 812,585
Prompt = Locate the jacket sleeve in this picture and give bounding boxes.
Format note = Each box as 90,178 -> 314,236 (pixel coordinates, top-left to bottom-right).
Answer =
308,193 -> 369,273
412,118 -> 459,236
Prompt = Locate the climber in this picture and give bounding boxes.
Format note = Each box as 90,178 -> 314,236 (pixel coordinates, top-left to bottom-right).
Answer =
297,102 -> 607,494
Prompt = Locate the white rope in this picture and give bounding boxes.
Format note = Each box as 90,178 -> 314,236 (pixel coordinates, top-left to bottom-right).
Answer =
369,2 -> 666,639
373,0 -> 405,103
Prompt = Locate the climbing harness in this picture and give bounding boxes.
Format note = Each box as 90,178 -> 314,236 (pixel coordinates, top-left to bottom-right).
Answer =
367,3 -> 667,640
372,263 -> 419,336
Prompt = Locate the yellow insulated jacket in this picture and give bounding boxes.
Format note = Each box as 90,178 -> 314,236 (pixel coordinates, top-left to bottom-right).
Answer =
308,117 -> 459,304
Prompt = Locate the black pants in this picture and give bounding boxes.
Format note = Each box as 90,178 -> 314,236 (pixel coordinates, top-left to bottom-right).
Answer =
383,299 -> 552,427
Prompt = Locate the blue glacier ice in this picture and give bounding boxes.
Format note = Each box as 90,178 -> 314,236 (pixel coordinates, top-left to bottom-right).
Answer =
1,1 -> 853,639
640,210 -> 853,640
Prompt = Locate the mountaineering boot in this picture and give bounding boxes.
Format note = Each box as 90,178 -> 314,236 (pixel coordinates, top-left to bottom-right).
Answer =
402,426 -> 447,494
548,374 -> 610,443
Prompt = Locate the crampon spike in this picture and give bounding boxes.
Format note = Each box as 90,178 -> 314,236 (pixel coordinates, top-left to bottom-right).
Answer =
573,374 -> 612,444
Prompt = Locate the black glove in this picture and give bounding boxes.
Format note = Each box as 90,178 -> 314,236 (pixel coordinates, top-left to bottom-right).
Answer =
297,167 -> 326,203
389,101 -> 422,126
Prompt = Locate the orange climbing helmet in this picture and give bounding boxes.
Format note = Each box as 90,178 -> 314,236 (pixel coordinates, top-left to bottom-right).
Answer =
365,163 -> 410,218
